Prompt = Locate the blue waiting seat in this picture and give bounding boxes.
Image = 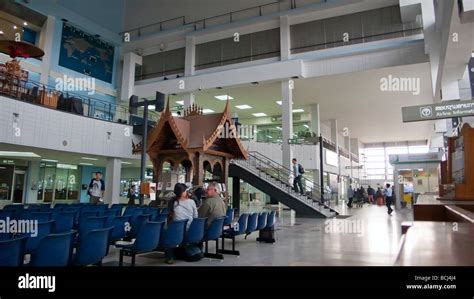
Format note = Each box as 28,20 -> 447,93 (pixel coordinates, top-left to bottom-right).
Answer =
39,204 -> 51,212
159,219 -> 187,251
244,213 -> 259,239
256,211 -> 276,243
0,235 -> 28,266
153,213 -> 168,223
3,204 -> 24,211
108,216 -> 131,244
256,212 -> 268,231
24,220 -> 54,254
78,216 -> 107,237
129,214 -> 152,239
117,221 -> 164,266
0,209 -> 14,220
103,209 -> 121,219
223,208 -> 234,228
123,206 -> 138,217
202,216 -> 226,259
30,212 -> 53,222
80,211 -> 99,220
219,213 -> 248,256
52,212 -> 76,233
184,218 -> 207,245
159,208 -> 169,214
73,227 -> 113,266
29,231 -> 76,266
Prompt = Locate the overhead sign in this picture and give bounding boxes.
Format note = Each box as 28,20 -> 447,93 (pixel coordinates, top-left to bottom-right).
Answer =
402,100 -> 474,122
389,153 -> 441,164
345,165 -> 363,169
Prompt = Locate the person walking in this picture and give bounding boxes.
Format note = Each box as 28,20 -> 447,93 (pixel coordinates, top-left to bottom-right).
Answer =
88,172 -> 105,204
292,158 -> 305,195
383,183 -> 394,215
367,185 -> 375,204
347,186 -> 354,208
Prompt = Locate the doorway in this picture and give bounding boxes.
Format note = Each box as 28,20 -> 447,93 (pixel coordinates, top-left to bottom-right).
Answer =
12,170 -> 26,203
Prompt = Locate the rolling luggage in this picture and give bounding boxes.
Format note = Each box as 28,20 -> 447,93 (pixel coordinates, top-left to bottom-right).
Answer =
256,227 -> 275,243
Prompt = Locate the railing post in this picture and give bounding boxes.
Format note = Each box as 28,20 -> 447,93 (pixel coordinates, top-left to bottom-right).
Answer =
230,12 -> 233,23
259,6 -> 262,16
160,22 -> 163,31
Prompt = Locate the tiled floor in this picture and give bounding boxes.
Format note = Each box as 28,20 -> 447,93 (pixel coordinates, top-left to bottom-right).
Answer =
103,201 -> 413,267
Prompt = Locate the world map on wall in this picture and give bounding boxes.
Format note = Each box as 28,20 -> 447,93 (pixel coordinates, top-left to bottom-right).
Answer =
59,23 -> 114,83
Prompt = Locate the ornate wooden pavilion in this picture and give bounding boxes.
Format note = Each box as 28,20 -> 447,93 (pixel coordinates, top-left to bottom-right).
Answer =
146,100 -> 248,191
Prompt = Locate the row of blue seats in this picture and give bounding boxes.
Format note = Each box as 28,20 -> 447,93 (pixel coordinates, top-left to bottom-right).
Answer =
0,208 -> 276,266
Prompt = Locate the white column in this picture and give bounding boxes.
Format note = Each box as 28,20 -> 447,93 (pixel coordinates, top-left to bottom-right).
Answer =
182,93 -> 195,108
104,158 -> 122,205
26,161 -> 41,204
310,104 -> 321,189
280,15 -> 291,61
281,79 -> 293,169
39,16 -> 56,85
184,36 -> 196,77
120,52 -> 142,102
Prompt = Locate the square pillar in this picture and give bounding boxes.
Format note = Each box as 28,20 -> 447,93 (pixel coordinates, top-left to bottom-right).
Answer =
120,52 -> 142,102
104,158 -> 122,205
280,16 -> 291,60
281,80 -> 293,169
39,16 -> 56,85
26,161 -> 41,204
182,93 -> 195,108
185,36 -> 196,76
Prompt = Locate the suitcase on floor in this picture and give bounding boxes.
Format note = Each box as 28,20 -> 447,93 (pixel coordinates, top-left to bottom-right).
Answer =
256,227 -> 275,243
377,197 -> 384,206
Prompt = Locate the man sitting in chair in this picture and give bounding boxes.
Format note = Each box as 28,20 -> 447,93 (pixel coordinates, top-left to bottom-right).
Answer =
198,182 -> 226,228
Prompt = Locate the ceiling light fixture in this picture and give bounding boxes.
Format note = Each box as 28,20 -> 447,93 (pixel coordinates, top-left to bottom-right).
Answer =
81,157 -> 98,161
252,112 -> 267,117
276,100 -> 294,105
79,163 -> 94,166
292,109 -> 305,113
176,101 -> 184,105
214,95 -> 234,101
23,22 -> 28,26
41,159 -> 58,163
202,109 -> 215,114
0,151 -> 40,158
13,25 -> 17,29
121,161 -> 132,165
235,105 -> 252,110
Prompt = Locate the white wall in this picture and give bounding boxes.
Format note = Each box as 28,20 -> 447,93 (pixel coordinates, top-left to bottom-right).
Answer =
0,96 -> 140,159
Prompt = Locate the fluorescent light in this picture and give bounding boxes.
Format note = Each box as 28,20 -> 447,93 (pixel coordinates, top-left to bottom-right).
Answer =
293,109 -> 305,113
57,164 -> 77,170
148,105 -> 156,110
176,101 -> 184,105
266,136 -> 273,139
79,163 -> 94,166
13,25 -> 17,29
0,151 -> 40,158
0,31 -> 3,35
0,166 -> 6,169
81,157 -> 98,161
303,125 -> 309,129
252,113 -> 267,117
23,22 -> 28,26
276,126 -> 282,130
235,105 -> 252,110
172,112 -> 179,116
202,109 -> 215,114
41,159 -> 58,163
276,100 -> 294,105
121,161 -> 132,165
214,95 -> 234,101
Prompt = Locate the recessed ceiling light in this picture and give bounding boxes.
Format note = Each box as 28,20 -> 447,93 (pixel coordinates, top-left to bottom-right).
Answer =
79,163 -> 94,166
303,124 -> 309,129
202,109 -> 215,114
214,95 -> 234,101
252,112 -> 267,117
276,126 -> 282,130
41,159 -> 58,163
57,164 -> 78,169
121,161 -> 132,165
23,22 -> 28,26
267,135 -> 273,139
176,101 -> 184,105
235,105 -> 252,110
81,157 -> 98,161
292,109 -> 305,113
0,31 -> 4,35
172,112 -> 179,116
13,25 -> 17,29
0,151 -> 40,158
276,100 -> 294,105
148,105 -> 156,110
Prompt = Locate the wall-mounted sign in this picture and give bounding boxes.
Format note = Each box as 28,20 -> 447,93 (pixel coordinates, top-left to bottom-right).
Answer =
402,100 -> 474,122
344,165 -> 363,169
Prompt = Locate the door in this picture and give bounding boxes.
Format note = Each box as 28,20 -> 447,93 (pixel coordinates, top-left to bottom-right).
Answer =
11,170 -> 26,203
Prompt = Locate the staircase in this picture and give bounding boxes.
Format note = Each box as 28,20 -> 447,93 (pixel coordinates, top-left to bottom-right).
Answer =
230,151 -> 338,218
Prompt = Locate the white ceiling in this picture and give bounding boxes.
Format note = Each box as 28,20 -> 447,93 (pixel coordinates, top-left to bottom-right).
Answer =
169,62 -> 435,143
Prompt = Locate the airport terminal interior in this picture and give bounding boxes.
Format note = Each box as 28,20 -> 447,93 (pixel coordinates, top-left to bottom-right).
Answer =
0,0 -> 473,267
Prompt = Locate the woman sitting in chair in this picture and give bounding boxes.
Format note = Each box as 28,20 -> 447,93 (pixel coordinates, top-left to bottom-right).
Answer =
165,183 -> 198,264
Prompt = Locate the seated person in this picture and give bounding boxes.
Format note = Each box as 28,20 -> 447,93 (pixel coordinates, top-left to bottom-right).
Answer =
165,183 -> 198,264
198,182 -> 227,228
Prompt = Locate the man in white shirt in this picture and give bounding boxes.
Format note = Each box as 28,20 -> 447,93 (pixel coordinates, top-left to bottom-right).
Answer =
383,183 -> 393,215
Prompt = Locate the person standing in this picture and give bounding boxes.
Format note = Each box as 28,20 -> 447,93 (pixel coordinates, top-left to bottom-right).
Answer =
88,172 -> 105,204
127,184 -> 138,205
384,183 -> 393,215
347,186 -> 354,208
367,185 -> 375,204
292,158 -> 305,195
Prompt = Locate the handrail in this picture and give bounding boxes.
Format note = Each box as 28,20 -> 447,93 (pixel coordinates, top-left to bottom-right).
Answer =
120,16 -> 186,36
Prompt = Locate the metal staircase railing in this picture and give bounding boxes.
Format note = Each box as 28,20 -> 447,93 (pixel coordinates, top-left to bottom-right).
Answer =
232,151 -> 337,215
